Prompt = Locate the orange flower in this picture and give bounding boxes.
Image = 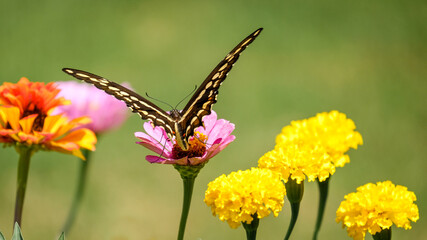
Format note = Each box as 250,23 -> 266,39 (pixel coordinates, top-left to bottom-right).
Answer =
0,78 -> 96,159
0,77 -> 69,115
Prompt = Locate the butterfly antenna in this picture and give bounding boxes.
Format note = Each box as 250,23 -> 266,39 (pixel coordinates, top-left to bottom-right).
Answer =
145,92 -> 174,110
174,85 -> 198,110
193,133 -> 213,148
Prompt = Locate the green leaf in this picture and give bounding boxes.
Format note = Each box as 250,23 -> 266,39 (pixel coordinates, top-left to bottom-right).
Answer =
0,224 -> 64,240
12,222 -> 24,240
58,232 -> 65,240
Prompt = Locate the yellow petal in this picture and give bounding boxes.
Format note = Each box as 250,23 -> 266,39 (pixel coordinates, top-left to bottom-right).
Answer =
17,132 -> 42,144
69,116 -> 92,126
71,149 -> 85,160
56,128 -> 97,151
1,106 -> 21,130
42,115 -> 67,134
19,114 -> 37,134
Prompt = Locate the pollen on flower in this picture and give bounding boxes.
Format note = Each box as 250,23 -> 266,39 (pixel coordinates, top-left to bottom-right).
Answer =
172,131 -> 207,159
204,168 -> 286,229
336,181 -> 419,240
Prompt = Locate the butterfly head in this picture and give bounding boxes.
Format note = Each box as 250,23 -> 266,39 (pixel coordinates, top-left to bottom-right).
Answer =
170,109 -> 181,120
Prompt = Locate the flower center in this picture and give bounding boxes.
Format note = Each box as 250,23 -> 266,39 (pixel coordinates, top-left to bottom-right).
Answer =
23,109 -> 46,132
172,132 -> 207,159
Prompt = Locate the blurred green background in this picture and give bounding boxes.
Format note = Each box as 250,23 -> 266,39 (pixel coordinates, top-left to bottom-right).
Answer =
0,0 -> 426,239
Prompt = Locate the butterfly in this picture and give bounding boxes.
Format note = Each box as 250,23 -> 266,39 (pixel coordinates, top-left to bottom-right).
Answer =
63,28 -> 263,151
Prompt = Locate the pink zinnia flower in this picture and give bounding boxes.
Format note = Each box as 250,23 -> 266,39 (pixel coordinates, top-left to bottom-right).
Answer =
135,110 -> 235,165
54,81 -> 130,133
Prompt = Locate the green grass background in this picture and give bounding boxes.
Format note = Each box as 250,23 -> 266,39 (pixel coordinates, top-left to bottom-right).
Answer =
0,0 -> 426,239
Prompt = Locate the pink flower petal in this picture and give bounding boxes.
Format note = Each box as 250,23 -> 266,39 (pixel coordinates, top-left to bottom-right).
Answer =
135,131 -> 173,156
142,122 -> 174,151
146,155 -> 169,164
135,110 -> 235,165
196,111 -> 218,134
54,81 -> 130,133
207,135 -> 236,158
204,120 -> 235,146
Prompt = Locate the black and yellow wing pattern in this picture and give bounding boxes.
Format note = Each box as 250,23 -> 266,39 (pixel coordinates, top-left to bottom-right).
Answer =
62,28 -> 263,150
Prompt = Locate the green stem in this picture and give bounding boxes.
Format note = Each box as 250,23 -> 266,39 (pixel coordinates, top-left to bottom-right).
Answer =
14,146 -> 34,227
312,177 -> 330,240
242,215 -> 259,240
177,176 -> 196,240
62,149 -> 92,233
173,164 -> 203,240
284,202 -> 300,240
284,178 -> 304,240
372,228 -> 391,240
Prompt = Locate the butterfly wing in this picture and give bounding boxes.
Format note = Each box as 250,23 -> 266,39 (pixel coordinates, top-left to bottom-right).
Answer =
62,68 -> 176,138
179,28 -> 263,139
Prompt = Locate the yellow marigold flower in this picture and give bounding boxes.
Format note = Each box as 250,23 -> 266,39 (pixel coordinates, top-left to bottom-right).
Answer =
336,181 -> 419,240
276,110 -> 363,167
204,168 -> 286,229
258,141 -> 335,183
0,79 -> 96,159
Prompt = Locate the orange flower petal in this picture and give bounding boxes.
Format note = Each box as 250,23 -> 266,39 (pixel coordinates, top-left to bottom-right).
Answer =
71,149 -> 85,160
0,107 -> 7,126
17,132 -> 42,144
19,114 -> 37,134
69,116 -> 92,126
48,141 -> 86,160
49,140 -> 79,151
53,117 -> 76,137
51,116 -> 93,139
56,128 -> 97,151
1,78 -> 97,159
1,77 -> 69,114
0,128 -> 18,136
0,106 -> 21,130
42,115 -> 67,134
